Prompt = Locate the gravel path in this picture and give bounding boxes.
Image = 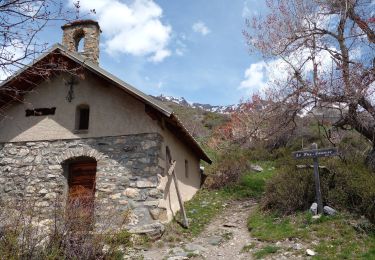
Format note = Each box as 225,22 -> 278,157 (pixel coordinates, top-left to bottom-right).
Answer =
142,199 -> 258,260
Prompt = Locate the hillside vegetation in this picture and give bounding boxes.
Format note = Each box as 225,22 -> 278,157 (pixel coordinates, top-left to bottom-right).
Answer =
158,98 -> 229,140
160,98 -> 375,258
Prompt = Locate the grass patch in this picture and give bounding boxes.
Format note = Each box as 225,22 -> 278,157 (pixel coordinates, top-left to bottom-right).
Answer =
254,245 -> 280,259
247,209 -> 303,241
241,243 -> 255,253
222,161 -> 275,199
182,190 -> 230,236
169,189 -> 231,238
311,219 -> 375,259
248,208 -> 375,259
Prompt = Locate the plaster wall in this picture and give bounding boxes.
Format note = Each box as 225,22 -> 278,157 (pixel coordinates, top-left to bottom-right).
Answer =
0,73 -> 159,142
158,129 -> 201,221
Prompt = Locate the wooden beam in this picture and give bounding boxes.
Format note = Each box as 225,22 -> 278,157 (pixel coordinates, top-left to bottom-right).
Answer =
168,160 -> 189,228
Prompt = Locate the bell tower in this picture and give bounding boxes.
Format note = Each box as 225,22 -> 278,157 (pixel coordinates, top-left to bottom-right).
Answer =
61,20 -> 101,64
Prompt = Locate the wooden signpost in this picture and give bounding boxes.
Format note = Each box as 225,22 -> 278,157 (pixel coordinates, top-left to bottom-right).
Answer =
293,143 -> 338,214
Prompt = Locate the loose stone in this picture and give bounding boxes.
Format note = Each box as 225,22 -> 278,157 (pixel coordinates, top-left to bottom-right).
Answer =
306,249 -> 316,256
310,202 -> 318,215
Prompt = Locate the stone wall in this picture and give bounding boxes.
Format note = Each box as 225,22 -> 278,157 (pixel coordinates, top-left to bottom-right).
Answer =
0,133 -> 167,233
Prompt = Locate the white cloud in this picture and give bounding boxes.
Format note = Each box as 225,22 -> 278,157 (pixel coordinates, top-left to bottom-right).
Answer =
239,46 -> 336,95
73,0 -> 172,62
239,58 -> 291,95
149,49 -> 171,62
239,61 -> 267,93
192,21 -> 210,35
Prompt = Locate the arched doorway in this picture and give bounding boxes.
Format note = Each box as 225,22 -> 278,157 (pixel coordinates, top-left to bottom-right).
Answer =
65,157 -> 97,227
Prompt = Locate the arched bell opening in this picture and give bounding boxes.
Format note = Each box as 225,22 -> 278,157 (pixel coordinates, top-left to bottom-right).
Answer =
73,28 -> 85,53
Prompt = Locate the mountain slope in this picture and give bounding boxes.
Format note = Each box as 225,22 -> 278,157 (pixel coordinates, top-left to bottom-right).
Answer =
152,95 -> 230,140
153,95 -> 238,114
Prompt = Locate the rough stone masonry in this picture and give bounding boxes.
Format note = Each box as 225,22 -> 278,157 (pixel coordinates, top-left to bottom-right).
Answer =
62,20 -> 101,64
0,133 -> 168,233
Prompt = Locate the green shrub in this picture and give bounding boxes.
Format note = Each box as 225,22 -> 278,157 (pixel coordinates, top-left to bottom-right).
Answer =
222,161 -> 276,199
202,111 -> 229,130
204,147 -> 251,189
262,158 -> 375,223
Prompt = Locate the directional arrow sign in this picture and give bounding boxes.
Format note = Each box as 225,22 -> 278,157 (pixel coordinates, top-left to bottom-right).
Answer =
293,148 -> 338,159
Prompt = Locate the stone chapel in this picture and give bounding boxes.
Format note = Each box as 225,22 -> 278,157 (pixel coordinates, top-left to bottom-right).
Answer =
0,20 -> 211,234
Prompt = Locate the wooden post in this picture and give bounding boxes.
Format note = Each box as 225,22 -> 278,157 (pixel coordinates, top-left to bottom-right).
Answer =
311,143 -> 324,214
293,144 -> 338,215
168,160 -> 189,228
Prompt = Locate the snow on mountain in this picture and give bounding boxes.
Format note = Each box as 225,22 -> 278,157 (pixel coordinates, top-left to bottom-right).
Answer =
155,94 -> 191,107
153,94 -> 239,114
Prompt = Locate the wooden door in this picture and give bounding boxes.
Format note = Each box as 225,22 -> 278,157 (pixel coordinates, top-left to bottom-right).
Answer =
67,161 -> 97,227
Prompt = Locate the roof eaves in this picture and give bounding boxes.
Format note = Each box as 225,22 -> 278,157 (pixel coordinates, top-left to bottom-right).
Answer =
0,44 -> 62,89
55,44 -> 172,117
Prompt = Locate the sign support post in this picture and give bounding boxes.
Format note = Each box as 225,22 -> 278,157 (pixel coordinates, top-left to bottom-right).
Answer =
311,143 -> 324,214
293,143 -> 338,215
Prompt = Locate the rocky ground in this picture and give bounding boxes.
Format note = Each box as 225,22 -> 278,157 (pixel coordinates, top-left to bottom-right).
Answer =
136,200 -> 314,260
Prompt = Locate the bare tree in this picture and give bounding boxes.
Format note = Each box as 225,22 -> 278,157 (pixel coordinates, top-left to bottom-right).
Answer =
209,95 -> 295,151
0,1 -> 80,78
0,1 -> 92,119
244,0 -> 375,166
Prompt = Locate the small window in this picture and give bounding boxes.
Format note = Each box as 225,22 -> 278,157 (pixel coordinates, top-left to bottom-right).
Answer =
185,160 -> 189,178
26,107 -> 56,117
76,105 -> 90,130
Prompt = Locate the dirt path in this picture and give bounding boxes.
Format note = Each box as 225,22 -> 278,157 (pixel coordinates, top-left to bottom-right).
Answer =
142,199 -> 258,260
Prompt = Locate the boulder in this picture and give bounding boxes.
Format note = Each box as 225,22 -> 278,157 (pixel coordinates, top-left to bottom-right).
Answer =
324,206 -> 337,216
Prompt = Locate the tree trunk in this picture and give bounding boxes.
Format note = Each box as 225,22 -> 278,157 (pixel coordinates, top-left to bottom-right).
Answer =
365,147 -> 375,172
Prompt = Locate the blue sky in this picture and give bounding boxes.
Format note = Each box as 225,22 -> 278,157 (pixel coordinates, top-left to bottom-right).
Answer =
41,0 -> 269,105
